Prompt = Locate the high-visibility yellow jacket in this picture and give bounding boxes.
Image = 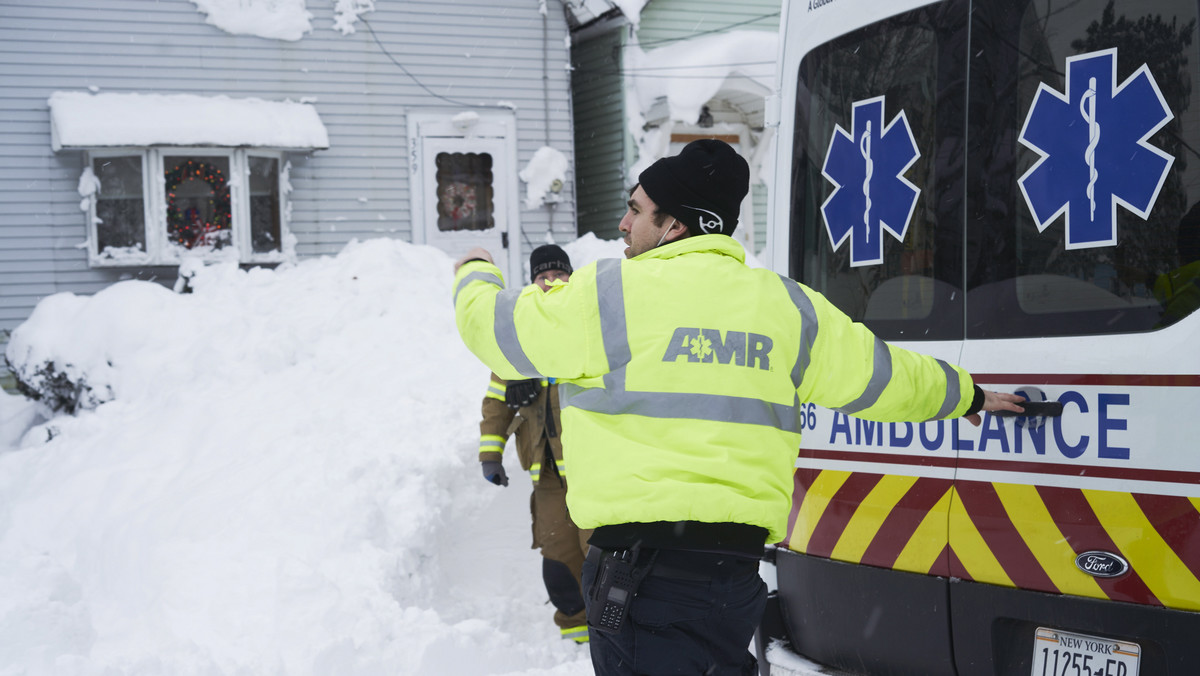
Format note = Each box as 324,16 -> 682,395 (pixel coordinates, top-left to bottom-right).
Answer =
454,235 -> 975,542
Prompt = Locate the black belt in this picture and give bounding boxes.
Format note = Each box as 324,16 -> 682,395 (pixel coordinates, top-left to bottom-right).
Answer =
587,546 -> 759,583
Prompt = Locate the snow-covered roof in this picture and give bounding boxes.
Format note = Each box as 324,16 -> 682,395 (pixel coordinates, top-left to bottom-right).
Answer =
48,91 -> 330,151
629,30 -> 778,125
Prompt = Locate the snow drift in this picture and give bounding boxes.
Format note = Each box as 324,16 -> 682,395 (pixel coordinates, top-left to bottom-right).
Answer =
0,237 -> 629,675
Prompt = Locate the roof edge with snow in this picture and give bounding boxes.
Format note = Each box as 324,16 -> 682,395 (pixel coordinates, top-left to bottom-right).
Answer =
48,91 -> 330,151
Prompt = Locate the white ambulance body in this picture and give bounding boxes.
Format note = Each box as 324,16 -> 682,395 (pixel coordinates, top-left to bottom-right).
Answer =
760,0 -> 1200,674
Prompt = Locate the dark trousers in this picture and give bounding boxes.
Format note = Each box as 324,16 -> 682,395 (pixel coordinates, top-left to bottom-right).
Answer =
582,547 -> 766,675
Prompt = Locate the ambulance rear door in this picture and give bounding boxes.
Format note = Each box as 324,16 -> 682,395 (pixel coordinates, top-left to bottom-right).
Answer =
767,0 -> 1200,674
950,1 -> 1200,673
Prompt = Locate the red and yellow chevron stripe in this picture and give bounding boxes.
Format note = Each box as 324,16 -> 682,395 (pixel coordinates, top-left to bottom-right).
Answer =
783,467 -> 1200,611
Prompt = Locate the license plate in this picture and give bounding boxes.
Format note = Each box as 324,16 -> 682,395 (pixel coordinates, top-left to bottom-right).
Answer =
1032,627 -> 1140,676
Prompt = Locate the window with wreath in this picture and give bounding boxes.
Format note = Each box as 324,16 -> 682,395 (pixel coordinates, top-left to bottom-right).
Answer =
50,91 -> 328,268
82,150 -> 290,266
163,155 -> 234,251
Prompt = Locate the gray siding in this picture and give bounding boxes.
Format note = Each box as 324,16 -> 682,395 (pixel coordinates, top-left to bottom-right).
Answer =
635,0 -> 781,45
0,0 -> 576,335
752,182 -> 768,256
571,28 -> 629,240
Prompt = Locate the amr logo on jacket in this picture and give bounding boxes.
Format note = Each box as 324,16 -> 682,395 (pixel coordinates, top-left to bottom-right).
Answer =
661,328 -> 773,370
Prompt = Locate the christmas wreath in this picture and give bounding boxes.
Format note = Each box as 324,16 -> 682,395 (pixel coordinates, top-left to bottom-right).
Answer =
439,181 -> 478,221
165,160 -> 231,248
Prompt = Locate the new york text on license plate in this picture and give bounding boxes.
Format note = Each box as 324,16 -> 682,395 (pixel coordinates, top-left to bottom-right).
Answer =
1032,627 -> 1140,676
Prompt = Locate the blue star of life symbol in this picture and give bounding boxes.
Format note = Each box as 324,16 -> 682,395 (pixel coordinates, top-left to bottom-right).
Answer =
821,96 -> 920,267
1018,48 -> 1174,249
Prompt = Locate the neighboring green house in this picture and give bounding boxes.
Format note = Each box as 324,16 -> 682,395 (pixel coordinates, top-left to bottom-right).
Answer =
567,0 -> 781,256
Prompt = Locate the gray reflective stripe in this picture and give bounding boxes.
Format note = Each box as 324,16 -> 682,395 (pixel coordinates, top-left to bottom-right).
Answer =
561,384 -> 801,434
453,270 -> 503,306
595,258 -> 630,392
927,359 -> 963,421
559,381 -> 581,409
835,337 -> 892,415
777,274 -> 819,389
494,287 -> 544,378
479,439 -> 504,451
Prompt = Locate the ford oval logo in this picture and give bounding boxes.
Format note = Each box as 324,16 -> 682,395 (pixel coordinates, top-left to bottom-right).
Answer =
1075,551 -> 1130,578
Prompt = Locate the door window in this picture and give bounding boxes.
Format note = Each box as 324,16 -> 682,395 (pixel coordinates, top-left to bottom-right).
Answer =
435,152 -> 495,232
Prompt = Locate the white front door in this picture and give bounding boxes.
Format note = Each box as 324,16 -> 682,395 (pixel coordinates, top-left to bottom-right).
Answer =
410,114 -> 519,282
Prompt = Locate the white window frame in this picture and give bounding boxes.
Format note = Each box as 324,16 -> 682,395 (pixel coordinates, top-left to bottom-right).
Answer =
240,150 -> 287,258
83,147 -> 289,267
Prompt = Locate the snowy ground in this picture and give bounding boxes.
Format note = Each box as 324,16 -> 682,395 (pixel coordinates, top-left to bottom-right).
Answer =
0,235 -> 826,676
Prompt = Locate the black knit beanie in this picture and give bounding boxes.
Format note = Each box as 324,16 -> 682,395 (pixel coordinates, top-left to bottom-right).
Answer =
637,139 -> 750,237
529,244 -> 572,282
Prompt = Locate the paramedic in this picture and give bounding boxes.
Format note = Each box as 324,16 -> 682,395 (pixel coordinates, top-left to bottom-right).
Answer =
452,139 -> 1025,674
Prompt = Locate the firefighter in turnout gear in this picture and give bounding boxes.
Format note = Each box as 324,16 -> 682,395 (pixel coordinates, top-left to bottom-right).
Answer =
477,244 -> 590,644
454,140 -> 1025,674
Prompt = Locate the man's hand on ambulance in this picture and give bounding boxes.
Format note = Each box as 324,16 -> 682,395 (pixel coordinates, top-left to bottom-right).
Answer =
454,247 -> 495,273
964,390 -> 1027,426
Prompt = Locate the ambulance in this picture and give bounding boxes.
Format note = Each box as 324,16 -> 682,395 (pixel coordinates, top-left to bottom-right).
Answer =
757,0 -> 1200,674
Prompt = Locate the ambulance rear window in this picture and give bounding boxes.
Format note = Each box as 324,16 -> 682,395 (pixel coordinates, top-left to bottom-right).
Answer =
966,0 -> 1200,338
790,0 -> 1200,340
790,4 -> 968,341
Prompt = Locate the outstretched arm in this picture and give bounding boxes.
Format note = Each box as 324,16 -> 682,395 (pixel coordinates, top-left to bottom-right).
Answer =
453,249 -> 607,382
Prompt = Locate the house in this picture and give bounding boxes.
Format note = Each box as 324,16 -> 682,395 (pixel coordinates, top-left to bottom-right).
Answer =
0,0 -> 577,377
566,0 -> 781,255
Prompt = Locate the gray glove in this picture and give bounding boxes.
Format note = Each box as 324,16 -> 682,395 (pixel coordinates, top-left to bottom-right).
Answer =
504,379 -> 541,409
481,460 -> 509,486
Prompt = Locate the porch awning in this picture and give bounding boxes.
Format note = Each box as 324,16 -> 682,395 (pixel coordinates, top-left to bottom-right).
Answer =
49,91 -> 330,151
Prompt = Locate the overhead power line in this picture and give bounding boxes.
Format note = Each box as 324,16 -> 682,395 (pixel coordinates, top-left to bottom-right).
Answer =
360,17 -> 511,110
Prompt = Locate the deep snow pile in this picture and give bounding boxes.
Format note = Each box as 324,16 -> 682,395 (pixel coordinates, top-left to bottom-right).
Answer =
0,236 -> 626,675
0,234 -> 816,676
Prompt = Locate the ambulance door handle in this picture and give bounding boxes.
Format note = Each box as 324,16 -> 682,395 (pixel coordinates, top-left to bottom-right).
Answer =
994,401 -> 1063,418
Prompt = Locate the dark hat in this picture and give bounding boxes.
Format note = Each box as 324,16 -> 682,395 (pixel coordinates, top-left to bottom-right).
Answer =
637,139 -> 750,237
529,244 -> 573,282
